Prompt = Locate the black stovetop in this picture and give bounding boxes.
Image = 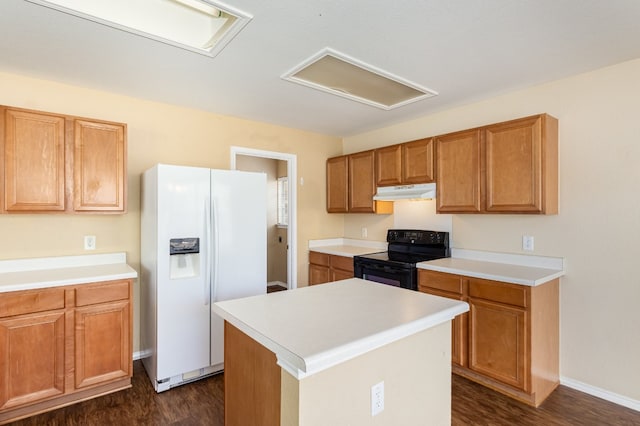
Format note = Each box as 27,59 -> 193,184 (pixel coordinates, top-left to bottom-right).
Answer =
355,229 -> 451,267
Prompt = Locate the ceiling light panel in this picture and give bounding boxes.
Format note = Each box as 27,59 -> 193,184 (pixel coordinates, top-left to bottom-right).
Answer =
26,0 -> 252,57
282,48 -> 438,109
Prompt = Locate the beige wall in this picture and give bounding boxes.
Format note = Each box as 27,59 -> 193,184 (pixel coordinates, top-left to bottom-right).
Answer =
343,59 -> 640,402
0,71 -> 345,353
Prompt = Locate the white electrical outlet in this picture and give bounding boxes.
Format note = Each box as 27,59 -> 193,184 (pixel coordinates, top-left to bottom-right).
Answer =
522,235 -> 534,252
371,381 -> 384,416
361,227 -> 368,238
84,235 -> 96,250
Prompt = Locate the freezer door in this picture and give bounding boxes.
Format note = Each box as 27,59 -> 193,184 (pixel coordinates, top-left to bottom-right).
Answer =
210,169 -> 267,367
156,164 -> 212,379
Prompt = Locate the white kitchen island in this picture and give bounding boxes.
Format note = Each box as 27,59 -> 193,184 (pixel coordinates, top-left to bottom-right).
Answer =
213,278 -> 469,426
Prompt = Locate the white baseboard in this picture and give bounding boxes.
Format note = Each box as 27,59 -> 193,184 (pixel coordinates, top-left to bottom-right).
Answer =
268,281 -> 287,288
133,350 -> 148,361
560,376 -> 640,412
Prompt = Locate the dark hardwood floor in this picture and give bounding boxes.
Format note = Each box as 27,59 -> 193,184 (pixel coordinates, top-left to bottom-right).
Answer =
9,361 -> 639,425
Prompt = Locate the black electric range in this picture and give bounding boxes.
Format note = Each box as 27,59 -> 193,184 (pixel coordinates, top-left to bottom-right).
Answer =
354,229 -> 450,290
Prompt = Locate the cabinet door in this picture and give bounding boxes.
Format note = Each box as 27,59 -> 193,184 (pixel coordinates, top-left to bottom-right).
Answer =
73,120 -> 126,212
485,116 -> 542,213
375,144 -> 402,186
2,108 -> 66,211
309,264 -> 330,285
436,129 -> 483,213
403,138 -> 434,184
74,300 -> 131,389
326,156 -> 348,213
348,150 -> 376,213
468,298 -> 528,391
0,311 -> 65,409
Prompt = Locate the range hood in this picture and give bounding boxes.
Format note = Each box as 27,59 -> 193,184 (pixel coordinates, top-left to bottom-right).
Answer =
373,183 -> 436,201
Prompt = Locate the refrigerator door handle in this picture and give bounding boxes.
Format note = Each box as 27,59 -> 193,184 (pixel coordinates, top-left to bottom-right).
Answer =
211,196 -> 220,303
204,199 -> 211,305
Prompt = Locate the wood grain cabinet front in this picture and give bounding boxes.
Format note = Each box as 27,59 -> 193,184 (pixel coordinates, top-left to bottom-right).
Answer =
0,106 -> 127,214
435,114 -> 558,214
308,251 -> 354,285
326,151 -> 392,214
375,138 -> 435,187
417,269 -> 559,407
1,108 -> 66,212
0,280 -> 133,424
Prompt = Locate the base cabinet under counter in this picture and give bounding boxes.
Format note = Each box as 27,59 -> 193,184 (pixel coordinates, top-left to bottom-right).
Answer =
308,251 -> 354,285
418,269 -> 559,407
0,279 -> 133,424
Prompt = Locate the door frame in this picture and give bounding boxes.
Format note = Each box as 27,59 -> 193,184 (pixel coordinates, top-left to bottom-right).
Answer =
230,146 -> 297,290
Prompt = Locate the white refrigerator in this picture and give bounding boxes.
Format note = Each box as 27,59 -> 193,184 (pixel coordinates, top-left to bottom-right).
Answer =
140,164 -> 266,392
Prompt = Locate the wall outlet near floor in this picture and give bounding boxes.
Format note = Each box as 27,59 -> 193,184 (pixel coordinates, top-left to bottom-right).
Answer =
371,381 -> 384,416
84,235 -> 96,250
522,235 -> 534,252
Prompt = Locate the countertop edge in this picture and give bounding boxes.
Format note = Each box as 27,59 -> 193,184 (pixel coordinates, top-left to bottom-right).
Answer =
214,297 -> 469,380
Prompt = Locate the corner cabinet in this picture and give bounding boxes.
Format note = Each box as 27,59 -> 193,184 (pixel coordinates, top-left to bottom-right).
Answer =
418,269 -> 559,407
326,152 -> 392,214
1,106 -> 127,214
435,114 -> 558,214
0,280 -> 133,424
375,138 -> 435,187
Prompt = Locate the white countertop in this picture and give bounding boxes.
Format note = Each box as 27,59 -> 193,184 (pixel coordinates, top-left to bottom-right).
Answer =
308,238 -> 386,257
213,278 -> 469,379
417,249 -> 565,286
0,253 -> 138,293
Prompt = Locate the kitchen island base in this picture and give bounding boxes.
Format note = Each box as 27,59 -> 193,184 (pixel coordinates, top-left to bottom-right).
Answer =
225,320 -> 453,426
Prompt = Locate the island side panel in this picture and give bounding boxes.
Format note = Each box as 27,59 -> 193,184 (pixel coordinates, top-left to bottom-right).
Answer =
289,321 -> 452,426
224,321 -> 280,426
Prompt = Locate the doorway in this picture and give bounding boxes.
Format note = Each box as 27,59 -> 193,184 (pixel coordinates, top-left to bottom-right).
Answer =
230,147 -> 297,290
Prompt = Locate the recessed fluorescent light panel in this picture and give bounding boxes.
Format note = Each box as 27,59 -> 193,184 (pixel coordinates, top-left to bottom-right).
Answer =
26,0 -> 252,57
282,48 -> 438,109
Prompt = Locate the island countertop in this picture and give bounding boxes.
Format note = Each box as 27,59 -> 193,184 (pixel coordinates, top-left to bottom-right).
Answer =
0,252 -> 138,293
213,278 -> 468,379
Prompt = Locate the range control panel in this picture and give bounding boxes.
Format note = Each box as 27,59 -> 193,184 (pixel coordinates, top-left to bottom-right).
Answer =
387,229 -> 449,246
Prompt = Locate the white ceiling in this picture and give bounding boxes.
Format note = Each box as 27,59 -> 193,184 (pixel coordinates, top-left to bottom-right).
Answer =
2,0 -> 640,137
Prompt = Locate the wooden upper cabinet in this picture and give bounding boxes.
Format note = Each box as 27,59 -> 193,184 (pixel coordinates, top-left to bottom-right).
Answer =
327,152 -> 392,214
436,129 -> 483,213
375,138 -> 434,187
348,150 -> 376,213
403,138 -> 435,184
436,114 -> 558,214
326,155 -> 348,213
73,120 -> 126,212
485,115 -> 557,214
0,106 -> 127,214
2,108 -> 66,212
375,144 -> 402,186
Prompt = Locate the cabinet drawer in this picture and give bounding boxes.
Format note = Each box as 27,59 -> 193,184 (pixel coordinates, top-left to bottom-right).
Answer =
330,255 -> 353,273
75,280 -> 130,307
469,279 -> 527,308
418,270 -> 463,294
0,288 -> 65,318
309,251 -> 329,267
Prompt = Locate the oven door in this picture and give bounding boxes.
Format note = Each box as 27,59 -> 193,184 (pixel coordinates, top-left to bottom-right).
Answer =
354,260 -> 416,290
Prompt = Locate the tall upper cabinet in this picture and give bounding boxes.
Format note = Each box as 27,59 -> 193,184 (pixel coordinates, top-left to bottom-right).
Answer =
1,106 -> 127,214
436,114 -> 557,214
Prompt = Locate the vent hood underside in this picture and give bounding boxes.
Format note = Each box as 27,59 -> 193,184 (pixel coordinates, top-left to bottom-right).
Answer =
373,183 -> 436,201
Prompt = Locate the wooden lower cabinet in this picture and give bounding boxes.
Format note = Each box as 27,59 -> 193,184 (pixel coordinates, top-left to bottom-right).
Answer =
0,280 -> 133,424
418,269 -> 559,407
308,251 -> 354,285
